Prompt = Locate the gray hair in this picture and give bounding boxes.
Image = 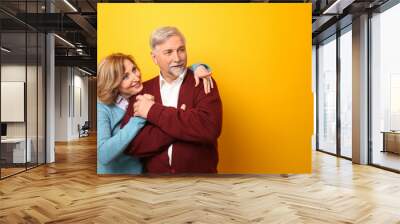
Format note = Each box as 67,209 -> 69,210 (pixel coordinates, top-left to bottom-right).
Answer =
150,26 -> 186,50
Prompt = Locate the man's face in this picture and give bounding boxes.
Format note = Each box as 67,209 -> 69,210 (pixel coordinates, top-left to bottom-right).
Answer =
151,35 -> 187,80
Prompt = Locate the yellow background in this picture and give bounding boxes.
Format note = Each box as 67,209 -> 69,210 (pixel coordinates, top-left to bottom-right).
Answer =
98,3 -> 312,173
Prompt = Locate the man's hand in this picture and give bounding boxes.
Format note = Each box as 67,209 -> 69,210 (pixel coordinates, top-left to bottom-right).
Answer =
193,65 -> 214,94
134,94 -> 155,119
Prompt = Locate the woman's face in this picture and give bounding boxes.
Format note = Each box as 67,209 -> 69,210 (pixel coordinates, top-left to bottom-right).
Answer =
118,59 -> 143,98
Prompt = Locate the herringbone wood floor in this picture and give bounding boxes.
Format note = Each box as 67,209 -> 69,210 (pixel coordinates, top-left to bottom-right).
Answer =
1,135 -> 400,224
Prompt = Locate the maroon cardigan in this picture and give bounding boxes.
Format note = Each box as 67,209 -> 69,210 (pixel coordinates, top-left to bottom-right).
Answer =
121,69 -> 223,174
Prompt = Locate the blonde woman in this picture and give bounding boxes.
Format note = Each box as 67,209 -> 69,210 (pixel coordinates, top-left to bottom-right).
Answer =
97,53 -> 212,174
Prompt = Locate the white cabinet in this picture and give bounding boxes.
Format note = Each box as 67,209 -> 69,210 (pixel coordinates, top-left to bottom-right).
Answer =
1,138 -> 32,163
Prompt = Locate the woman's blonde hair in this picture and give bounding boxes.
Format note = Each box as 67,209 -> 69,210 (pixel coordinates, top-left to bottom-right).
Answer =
97,53 -> 138,105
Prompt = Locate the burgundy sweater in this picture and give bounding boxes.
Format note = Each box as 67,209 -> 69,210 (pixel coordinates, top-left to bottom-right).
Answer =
121,69 -> 223,174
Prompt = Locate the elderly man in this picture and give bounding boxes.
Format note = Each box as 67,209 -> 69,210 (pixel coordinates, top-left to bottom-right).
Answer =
121,26 -> 222,173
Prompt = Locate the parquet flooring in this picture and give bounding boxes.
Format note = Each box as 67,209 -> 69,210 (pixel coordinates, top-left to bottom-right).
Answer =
1,167 -> 26,178
0,135 -> 399,223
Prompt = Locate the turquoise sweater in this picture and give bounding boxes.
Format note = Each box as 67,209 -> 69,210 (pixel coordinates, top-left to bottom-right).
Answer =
97,102 -> 146,174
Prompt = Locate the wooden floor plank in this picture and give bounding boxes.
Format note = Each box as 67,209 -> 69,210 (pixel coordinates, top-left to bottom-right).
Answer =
1,135 -> 400,223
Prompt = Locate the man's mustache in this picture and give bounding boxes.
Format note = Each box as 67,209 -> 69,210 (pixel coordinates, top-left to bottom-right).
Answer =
169,63 -> 184,68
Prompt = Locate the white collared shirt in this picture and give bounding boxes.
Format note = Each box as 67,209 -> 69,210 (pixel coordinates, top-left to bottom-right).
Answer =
159,69 -> 187,166
115,95 -> 129,111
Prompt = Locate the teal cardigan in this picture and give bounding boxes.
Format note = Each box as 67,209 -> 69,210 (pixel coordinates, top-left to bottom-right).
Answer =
97,102 -> 146,174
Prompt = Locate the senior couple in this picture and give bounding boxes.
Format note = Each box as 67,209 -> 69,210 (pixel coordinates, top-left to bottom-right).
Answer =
97,26 -> 223,174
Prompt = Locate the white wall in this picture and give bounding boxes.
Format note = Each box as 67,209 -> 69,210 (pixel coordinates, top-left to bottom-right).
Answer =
1,64 -> 46,164
72,73 -> 89,138
54,67 -> 69,141
1,65 -> 38,137
1,65 -> 26,140
312,45 -> 316,151
54,67 -> 89,141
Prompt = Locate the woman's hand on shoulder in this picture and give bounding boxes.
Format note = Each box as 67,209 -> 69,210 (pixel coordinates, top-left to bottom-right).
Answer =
193,65 -> 214,94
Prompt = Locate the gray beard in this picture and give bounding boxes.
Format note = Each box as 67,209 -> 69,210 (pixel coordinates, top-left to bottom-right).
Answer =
168,66 -> 185,77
